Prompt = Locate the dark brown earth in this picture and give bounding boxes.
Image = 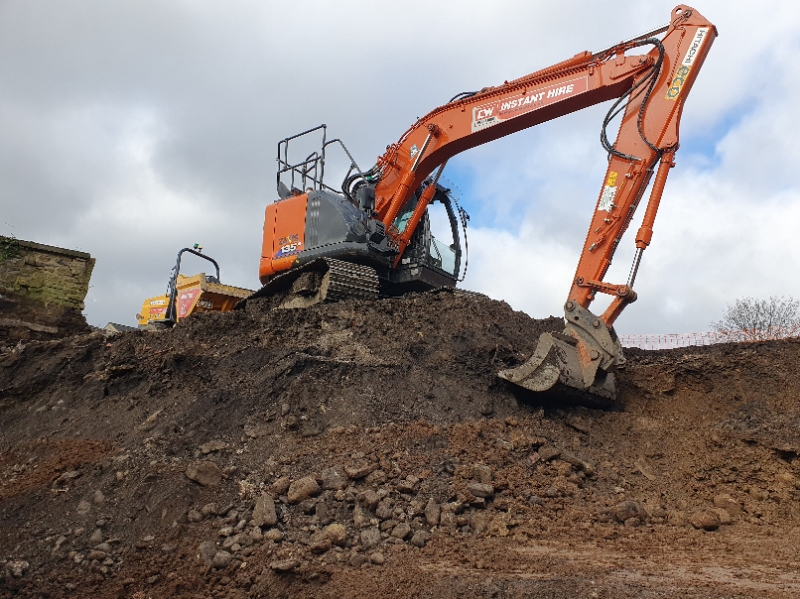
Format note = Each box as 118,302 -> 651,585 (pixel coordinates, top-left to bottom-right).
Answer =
1,289 -> 799,598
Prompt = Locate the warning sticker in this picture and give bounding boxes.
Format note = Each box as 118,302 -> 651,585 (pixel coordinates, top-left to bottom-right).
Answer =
598,171 -> 618,212
471,76 -> 590,133
598,186 -> 617,212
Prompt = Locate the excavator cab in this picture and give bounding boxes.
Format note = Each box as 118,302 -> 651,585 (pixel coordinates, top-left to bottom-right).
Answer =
253,125 -> 467,305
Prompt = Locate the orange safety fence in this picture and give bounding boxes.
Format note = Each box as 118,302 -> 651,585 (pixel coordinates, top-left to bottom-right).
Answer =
619,327 -> 800,350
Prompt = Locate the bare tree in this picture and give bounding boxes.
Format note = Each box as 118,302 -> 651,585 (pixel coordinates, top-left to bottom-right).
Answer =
711,296 -> 800,341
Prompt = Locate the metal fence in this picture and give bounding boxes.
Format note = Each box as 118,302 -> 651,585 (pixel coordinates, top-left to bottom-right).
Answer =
619,328 -> 800,350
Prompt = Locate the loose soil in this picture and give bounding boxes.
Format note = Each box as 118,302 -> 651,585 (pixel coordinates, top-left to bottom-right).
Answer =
1,290 -> 799,598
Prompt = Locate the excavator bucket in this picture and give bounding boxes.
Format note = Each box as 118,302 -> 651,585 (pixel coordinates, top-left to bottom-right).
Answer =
498,302 -> 625,406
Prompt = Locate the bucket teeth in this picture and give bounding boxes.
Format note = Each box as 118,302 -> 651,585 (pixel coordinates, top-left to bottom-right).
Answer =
498,305 -> 623,405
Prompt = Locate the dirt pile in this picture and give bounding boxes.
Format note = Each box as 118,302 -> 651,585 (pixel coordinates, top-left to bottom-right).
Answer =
1,290 -> 799,598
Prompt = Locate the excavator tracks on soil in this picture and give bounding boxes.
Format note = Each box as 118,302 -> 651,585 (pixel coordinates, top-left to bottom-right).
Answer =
237,257 -> 379,310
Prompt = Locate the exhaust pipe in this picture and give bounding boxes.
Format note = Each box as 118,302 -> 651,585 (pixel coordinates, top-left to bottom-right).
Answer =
498,301 -> 625,404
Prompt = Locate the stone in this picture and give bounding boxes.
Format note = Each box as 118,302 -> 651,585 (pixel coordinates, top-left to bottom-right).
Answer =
350,554 -> 368,567
320,466 -> 348,491
369,552 -> 385,565
495,438 -> 513,451
613,501 -> 647,523
624,517 -> 642,527
76,500 -> 91,515
689,508 -> 720,531
472,464 -> 492,483
87,550 -> 107,561
467,482 -> 494,498
425,499 -> 441,527
89,529 -> 103,544
353,505 -> 370,528
538,446 -> 561,462
365,470 -> 388,486
271,476 -> 291,496
219,526 -> 234,537
201,503 -> 219,517
252,493 -> 278,527
748,486 -> 769,501
440,512 -> 457,530
212,550 -> 232,568
345,463 -> 377,480
487,516 -> 509,537
360,527 -> 382,548
270,558 -> 300,572
391,523 -> 412,540
264,528 -> 285,542
222,533 -> 243,549
8,560 -> 29,578
243,423 -> 269,439
185,461 -> 222,487
357,489 -> 380,511
376,502 -> 393,520
249,527 -> 263,542
288,476 -> 321,503
560,451 -> 594,475
396,475 -> 420,494
713,493 -> 742,516
380,520 -> 395,532
410,530 -> 431,548
92,490 -> 105,505
711,508 -> 733,525
315,501 -> 331,524
96,542 -> 112,553
309,536 -> 332,554
198,541 -> 217,565
323,523 -> 348,546
200,440 -> 227,454
187,509 -> 203,523
470,512 -> 489,533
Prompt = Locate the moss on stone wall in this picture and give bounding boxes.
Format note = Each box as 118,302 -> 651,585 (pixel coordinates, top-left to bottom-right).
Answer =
0,240 -> 94,310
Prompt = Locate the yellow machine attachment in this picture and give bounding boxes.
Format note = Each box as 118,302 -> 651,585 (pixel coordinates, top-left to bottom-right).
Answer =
137,247 -> 253,328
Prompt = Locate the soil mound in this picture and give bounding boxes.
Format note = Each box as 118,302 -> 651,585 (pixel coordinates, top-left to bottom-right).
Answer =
1,290 -> 799,598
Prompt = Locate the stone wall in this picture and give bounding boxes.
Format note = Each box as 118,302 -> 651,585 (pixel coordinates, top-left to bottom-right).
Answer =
0,238 -> 95,342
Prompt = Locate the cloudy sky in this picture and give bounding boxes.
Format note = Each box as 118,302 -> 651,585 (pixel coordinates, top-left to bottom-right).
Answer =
2,0 -> 799,334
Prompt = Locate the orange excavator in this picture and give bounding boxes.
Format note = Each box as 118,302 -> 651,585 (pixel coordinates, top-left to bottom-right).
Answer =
245,5 -> 716,403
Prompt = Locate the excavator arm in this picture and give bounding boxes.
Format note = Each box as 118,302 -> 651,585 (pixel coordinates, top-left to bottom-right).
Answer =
371,5 -> 716,402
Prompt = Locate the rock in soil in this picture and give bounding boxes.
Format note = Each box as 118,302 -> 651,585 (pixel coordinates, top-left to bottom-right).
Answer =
185,460 -> 222,486
252,493 -> 278,527
689,509 -> 721,531
288,476 -> 321,503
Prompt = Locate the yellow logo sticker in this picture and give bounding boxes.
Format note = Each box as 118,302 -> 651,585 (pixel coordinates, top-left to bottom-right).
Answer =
666,27 -> 710,101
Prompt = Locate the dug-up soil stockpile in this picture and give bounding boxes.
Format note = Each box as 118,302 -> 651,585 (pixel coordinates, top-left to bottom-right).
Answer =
1,290 -> 799,598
